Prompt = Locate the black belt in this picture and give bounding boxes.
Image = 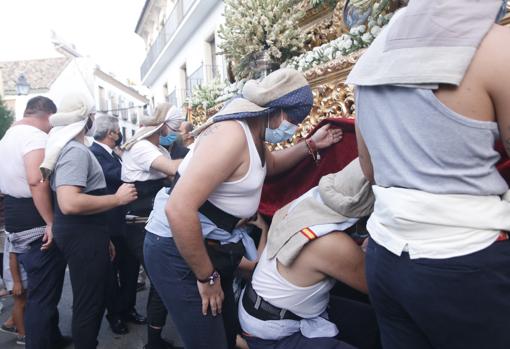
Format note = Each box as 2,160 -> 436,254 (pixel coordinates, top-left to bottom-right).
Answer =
167,173 -> 241,232
242,282 -> 302,321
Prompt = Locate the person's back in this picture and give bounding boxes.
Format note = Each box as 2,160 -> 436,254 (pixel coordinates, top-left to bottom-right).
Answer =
354,16 -> 510,349
358,24 -> 510,192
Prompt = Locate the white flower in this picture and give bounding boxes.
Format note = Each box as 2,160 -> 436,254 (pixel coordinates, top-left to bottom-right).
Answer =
362,32 -> 373,43
358,25 -> 367,33
370,25 -> 382,37
350,26 -> 361,35
344,39 -> 353,50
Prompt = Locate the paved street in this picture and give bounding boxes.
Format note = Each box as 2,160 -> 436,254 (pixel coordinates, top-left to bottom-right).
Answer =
0,270 -> 183,349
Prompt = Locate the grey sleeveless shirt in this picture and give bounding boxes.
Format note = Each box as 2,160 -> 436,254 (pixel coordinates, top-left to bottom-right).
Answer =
356,85 -> 508,195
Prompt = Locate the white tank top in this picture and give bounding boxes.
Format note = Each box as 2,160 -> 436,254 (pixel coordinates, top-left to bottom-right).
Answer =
251,249 -> 336,318
178,120 -> 267,218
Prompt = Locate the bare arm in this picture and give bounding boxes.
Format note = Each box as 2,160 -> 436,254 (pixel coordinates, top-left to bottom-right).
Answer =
56,183 -> 137,215
24,149 -> 55,250
237,213 -> 269,277
150,156 -> 182,177
355,122 -> 374,184
488,26 -> 510,156
167,122 -> 246,280
24,149 -> 53,225
266,124 -> 343,176
167,121 -> 246,315
313,232 -> 368,294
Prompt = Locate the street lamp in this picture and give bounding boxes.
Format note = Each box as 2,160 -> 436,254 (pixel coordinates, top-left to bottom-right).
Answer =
16,73 -> 30,95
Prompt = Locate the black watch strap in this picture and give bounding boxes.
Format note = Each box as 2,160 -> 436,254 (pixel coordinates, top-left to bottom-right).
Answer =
197,270 -> 220,285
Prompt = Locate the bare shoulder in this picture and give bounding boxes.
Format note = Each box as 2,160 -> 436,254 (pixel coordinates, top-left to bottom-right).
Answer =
305,231 -> 359,259
480,25 -> 510,62
200,120 -> 245,139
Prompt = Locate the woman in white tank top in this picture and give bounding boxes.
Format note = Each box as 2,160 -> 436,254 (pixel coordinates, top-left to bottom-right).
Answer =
143,68 -> 343,349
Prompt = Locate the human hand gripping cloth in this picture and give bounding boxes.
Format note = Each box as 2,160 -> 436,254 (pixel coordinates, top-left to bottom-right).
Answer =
259,118 -> 358,217
258,118 -> 510,220
192,68 -> 313,137
40,94 -> 94,180
346,0 -> 506,88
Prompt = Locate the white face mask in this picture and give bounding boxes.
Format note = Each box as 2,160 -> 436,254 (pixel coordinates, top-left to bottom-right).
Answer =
265,120 -> 298,144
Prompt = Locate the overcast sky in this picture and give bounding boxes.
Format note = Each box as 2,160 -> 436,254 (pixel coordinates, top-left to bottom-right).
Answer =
0,0 -> 147,82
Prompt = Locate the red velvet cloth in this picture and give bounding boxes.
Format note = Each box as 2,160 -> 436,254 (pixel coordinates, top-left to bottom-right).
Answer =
260,118 -> 358,217
260,118 -> 510,217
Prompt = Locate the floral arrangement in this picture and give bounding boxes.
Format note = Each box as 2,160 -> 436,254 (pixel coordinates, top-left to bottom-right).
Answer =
284,11 -> 392,71
190,0 -> 396,116
188,79 -> 227,109
215,79 -> 246,104
218,0 -> 306,80
309,0 -> 338,8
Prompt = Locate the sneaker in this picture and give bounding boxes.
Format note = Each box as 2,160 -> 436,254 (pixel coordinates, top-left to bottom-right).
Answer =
0,324 -> 17,335
16,335 -> 26,345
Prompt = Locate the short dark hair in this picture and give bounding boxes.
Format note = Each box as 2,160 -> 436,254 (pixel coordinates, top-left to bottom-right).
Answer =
181,121 -> 194,133
24,96 -> 57,117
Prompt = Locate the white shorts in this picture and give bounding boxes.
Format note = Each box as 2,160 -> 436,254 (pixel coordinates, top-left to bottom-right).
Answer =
3,234 -> 28,291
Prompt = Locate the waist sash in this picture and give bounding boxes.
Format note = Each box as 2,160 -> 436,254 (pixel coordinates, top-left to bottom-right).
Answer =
4,195 -> 46,233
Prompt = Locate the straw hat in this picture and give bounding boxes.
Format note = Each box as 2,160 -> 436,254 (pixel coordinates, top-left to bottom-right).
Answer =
123,103 -> 184,150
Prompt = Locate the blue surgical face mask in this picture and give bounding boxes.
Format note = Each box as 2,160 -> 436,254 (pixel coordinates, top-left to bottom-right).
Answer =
159,132 -> 178,146
265,120 -> 298,144
497,0 -> 508,22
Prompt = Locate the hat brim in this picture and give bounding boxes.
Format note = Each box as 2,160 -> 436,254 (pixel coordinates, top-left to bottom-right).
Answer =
212,97 -> 271,122
131,123 -> 165,142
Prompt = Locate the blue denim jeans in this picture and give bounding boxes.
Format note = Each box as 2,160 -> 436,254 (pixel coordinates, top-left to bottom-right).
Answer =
144,232 -> 240,349
18,238 -> 66,349
366,238 -> 510,349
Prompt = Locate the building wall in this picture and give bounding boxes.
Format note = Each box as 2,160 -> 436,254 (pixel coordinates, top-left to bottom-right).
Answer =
141,1 -> 226,108
4,56 -> 148,141
49,59 -> 95,108
94,75 -> 148,140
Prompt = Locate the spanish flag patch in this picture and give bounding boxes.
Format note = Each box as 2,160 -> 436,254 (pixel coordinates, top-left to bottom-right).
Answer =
300,227 -> 317,240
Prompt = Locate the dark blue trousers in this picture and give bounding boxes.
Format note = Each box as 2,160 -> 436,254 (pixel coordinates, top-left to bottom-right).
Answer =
366,238 -> 510,349
18,238 -> 66,349
144,232 -> 238,349
245,332 -> 357,349
54,225 -> 110,349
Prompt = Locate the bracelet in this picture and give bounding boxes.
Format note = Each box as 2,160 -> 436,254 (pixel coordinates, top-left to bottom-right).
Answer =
197,270 -> 221,286
305,138 -> 320,165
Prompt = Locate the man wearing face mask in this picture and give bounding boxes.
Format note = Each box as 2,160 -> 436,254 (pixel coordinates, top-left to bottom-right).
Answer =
121,103 -> 183,349
90,114 -> 136,335
159,130 -> 190,160
143,68 -> 343,349
40,94 -> 138,349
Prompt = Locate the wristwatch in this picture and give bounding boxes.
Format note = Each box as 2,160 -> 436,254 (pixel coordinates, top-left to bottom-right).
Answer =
197,270 -> 220,286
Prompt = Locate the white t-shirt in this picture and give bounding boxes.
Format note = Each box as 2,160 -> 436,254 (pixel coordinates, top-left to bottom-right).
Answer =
0,125 -> 48,198
121,139 -> 170,182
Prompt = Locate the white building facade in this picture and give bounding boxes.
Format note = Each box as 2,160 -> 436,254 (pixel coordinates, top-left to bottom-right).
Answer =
135,0 -> 226,107
0,43 -> 148,140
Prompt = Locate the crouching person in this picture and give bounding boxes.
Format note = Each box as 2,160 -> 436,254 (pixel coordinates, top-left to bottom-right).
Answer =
239,159 -> 380,349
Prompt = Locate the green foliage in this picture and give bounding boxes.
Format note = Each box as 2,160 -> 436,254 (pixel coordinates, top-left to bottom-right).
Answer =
218,0 -> 306,80
0,96 -> 14,139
